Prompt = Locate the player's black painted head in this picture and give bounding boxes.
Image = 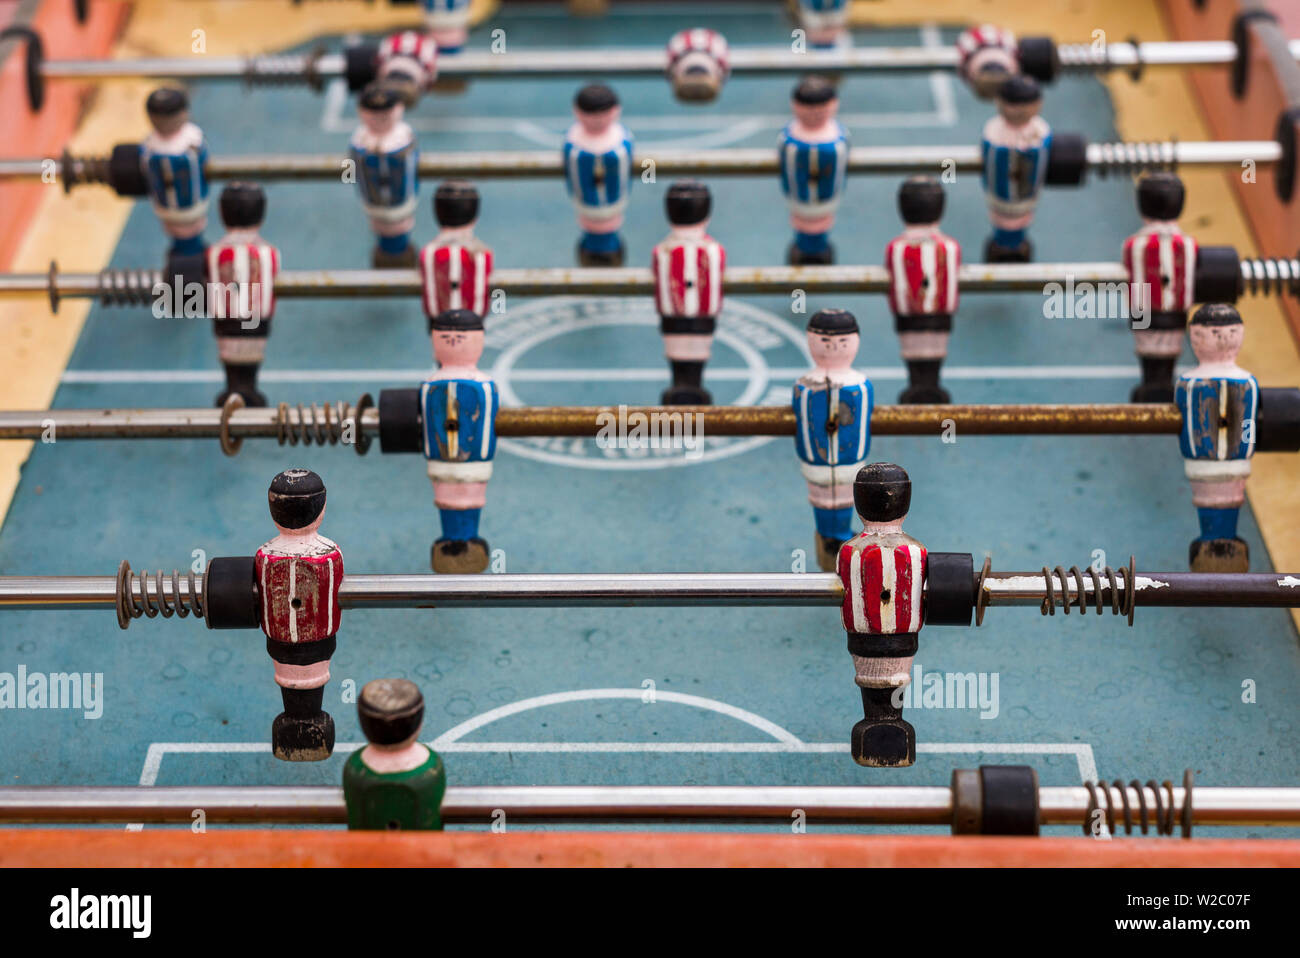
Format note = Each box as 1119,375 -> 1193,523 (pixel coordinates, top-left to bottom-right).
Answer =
268,468 -> 326,530
358,679 -> 425,746
854,463 -> 912,523
434,180 -> 480,227
429,308 -> 484,333
358,82 -> 403,113
219,182 -> 267,229
575,83 -> 619,113
1136,173 -> 1185,221
1189,302 -> 1242,328
807,308 -> 859,336
664,180 -> 711,226
897,176 -> 945,225
146,87 -> 188,118
997,74 -> 1041,105
792,75 -> 837,106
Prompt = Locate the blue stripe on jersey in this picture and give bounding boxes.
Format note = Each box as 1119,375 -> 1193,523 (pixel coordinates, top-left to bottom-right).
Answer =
1175,375 -> 1259,460
350,142 -> 419,208
778,130 -> 848,203
980,132 -> 1050,202
800,0 -> 847,10
563,138 -> 633,208
792,380 -> 873,465
142,141 -> 209,209
423,0 -> 470,11
420,379 -> 499,463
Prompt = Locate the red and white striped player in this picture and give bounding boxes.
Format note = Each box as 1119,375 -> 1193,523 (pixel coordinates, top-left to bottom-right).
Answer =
665,28 -> 730,103
652,180 -> 724,405
206,183 -> 279,409
419,181 -> 493,321
956,25 -> 1019,99
885,176 -> 960,404
836,462 -> 925,768
1123,173 -> 1198,402
377,30 -> 438,105
256,469 -> 342,763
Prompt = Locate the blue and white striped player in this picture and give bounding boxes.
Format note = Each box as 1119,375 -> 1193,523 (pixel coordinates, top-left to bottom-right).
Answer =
141,87 -> 209,270
564,84 -> 634,266
980,74 -> 1050,263
350,83 -> 420,269
796,0 -> 850,49
421,308 -> 500,574
423,0 -> 472,55
779,76 -> 849,266
1175,303 -> 1259,573
793,309 -> 874,572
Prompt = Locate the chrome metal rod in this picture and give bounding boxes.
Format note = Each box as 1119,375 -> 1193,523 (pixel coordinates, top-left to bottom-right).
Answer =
1,569 -> 1299,614
30,39 -> 1300,84
0,784 -> 1296,826
0,403 -> 1188,444
0,141 -> 1279,186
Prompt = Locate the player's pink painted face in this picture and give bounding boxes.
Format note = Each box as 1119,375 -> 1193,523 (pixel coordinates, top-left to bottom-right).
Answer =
432,328 -> 486,367
360,103 -> 403,135
807,331 -> 859,369
792,99 -> 837,128
998,98 -> 1042,126
576,106 -> 620,135
274,504 -> 326,538
1188,321 -> 1244,364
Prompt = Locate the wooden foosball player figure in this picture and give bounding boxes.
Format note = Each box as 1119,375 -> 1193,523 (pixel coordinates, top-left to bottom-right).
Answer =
885,176 -> 960,404
141,87 -> 210,285
563,84 -> 634,267
795,0 -> 850,50
349,83 -> 420,269
343,679 -> 447,831
779,76 -> 848,266
1123,173 -> 1198,403
956,25 -> 1020,100
256,469 -> 343,762
376,29 -> 439,106
793,309 -> 873,572
837,463 -> 924,768
980,75 -> 1050,263
422,0 -> 472,54
666,28 -> 730,103
652,180 -> 725,405
419,181 -> 493,320
207,183 -> 279,408
1176,303 -> 1259,573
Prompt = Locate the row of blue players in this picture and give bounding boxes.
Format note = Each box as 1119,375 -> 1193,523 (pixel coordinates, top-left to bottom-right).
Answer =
132,65 -> 1054,274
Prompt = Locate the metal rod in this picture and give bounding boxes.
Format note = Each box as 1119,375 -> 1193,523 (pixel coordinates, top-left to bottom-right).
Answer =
0,141 -> 1280,186
0,404 -> 1187,444
28,39 -> 1300,84
0,784 -> 1296,826
1,569 -> 1298,613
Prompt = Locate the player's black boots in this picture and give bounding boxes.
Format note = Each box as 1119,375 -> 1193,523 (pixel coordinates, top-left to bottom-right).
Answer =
1131,357 -> 1177,403
662,360 -> 712,406
852,686 -> 917,768
577,239 -> 626,267
372,245 -> 418,269
216,363 -> 267,408
984,236 -> 1032,264
1189,537 -> 1250,573
898,360 -> 951,404
787,241 -> 835,266
272,685 -> 335,763
815,534 -> 844,573
432,537 -> 491,574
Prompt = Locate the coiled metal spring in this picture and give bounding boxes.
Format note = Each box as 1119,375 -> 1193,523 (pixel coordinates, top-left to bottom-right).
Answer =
218,393 -> 374,456
1040,557 -> 1136,625
1239,255 -> 1300,297
58,150 -> 112,192
1055,36 -> 1146,81
115,560 -> 205,631
98,268 -> 166,307
244,46 -> 327,92
1083,770 -> 1194,838
1088,140 -> 1178,178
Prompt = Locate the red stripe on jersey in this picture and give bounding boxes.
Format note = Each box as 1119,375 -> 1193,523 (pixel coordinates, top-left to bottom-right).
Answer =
886,234 -> 959,316
1123,229 -> 1197,313
255,549 -> 343,644
894,545 -> 916,632
651,237 -> 725,318
207,242 -> 279,321
863,546 -> 884,634
420,243 -> 493,318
